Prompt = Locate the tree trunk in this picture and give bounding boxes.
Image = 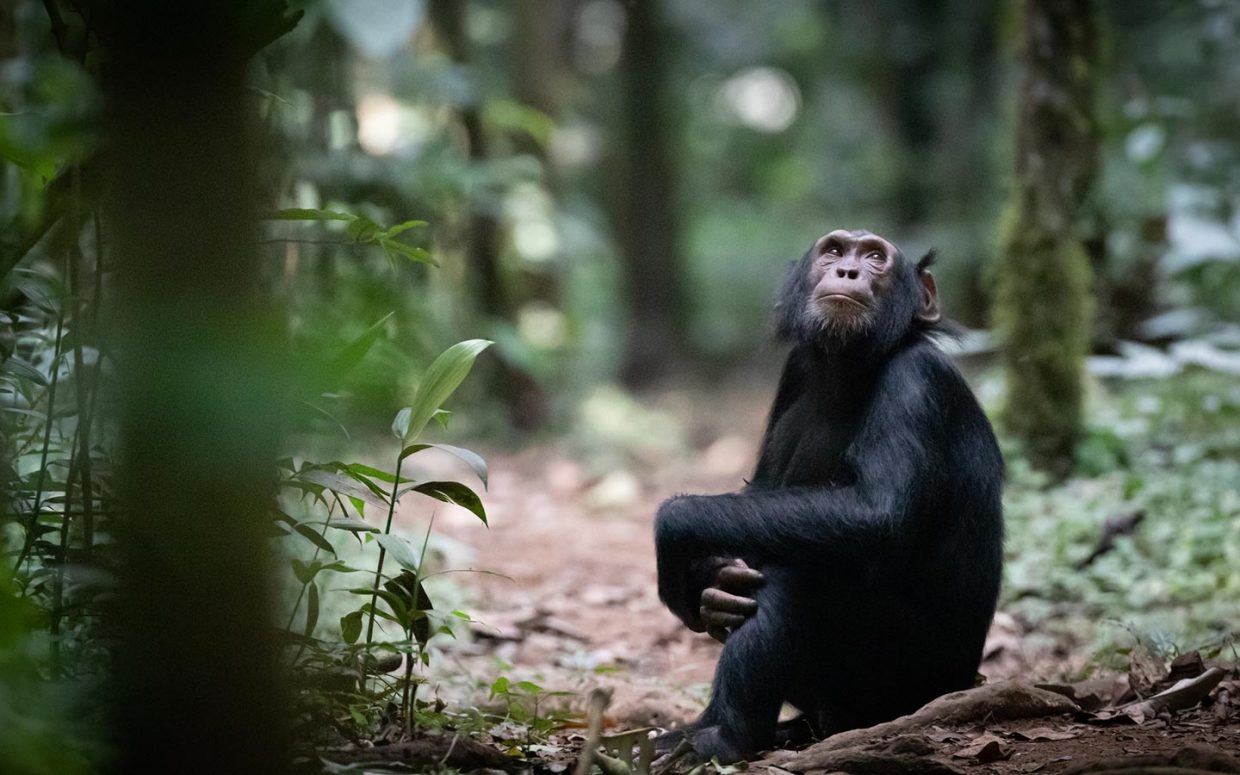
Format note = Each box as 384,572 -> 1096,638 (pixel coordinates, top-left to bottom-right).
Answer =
105,4 -> 289,773
430,0 -> 549,428
995,0 -> 1099,477
615,0 -> 687,387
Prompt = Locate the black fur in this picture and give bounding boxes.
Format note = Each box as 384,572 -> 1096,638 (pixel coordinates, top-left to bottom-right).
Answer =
655,239 -> 1004,762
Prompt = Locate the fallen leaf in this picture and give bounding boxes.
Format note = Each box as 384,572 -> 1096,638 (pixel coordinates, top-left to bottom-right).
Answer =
1128,645 -> 1166,695
954,734 -> 1011,763
925,725 -> 964,743
1012,726 -> 1079,742
1110,673 -> 1135,706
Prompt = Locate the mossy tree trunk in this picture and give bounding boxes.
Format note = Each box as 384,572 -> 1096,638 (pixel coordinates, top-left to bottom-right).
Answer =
995,0 -> 1099,477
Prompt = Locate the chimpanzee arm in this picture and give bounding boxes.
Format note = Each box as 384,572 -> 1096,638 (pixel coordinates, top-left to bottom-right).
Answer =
661,348 -> 810,627
749,345 -> 809,487
657,349 -> 950,585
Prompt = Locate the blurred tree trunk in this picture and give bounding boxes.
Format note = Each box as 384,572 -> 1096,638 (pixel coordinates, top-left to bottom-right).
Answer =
995,0 -> 1099,478
614,0 -> 687,387
105,4 -> 289,773
856,1 -> 940,230
430,0 -> 548,428
513,0 -> 569,161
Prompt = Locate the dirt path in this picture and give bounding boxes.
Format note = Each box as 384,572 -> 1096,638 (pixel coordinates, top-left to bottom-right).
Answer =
425,380 -> 776,727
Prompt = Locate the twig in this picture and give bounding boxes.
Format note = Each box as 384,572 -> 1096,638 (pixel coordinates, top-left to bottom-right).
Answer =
574,688 -> 615,775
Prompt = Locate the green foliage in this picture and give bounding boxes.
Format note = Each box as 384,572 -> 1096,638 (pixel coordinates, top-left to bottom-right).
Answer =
276,326 -> 492,744
267,208 -> 434,267
488,677 -> 577,757
1002,371 -> 1240,669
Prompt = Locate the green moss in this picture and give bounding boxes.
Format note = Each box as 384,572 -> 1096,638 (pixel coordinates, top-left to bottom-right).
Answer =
994,191 -> 1093,476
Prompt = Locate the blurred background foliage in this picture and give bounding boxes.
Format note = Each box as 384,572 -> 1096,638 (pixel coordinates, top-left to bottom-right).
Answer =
1,0 -> 1239,772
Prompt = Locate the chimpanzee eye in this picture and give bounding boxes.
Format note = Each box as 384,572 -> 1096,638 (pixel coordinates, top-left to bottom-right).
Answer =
826,245 -> 842,256
867,251 -> 883,262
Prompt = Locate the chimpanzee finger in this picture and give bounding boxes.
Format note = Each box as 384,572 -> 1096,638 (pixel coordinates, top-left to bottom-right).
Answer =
716,564 -> 765,593
702,608 -> 746,629
707,626 -> 730,644
701,587 -> 759,615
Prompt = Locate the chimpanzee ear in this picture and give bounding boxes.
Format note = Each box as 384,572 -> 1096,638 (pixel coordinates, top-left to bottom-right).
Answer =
917,270 -> 941,323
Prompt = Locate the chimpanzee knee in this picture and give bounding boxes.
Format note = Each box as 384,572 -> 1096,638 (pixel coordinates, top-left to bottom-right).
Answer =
694,568 -> 805,759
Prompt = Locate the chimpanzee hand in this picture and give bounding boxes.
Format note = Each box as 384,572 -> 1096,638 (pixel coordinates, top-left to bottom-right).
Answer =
700,558 -> 765,643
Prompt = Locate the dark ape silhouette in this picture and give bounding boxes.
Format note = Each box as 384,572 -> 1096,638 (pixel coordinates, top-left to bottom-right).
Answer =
655,230 -> 1003,763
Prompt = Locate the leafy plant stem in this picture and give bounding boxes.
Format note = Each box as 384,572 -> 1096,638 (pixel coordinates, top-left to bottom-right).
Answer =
403,509 -> 436,735
287,492 -> 353,666
401,650 -> 415,737
364,454 -> 405,647
67,206 -> 97,555
50,426 -> 80,674
13,304 -> 67,578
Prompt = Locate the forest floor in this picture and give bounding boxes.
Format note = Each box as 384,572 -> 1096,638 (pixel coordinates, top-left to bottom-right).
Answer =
401,374 -> 1240,774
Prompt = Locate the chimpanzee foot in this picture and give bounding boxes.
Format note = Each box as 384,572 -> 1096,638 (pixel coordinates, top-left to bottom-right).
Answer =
689,725 -> 754,764
772,714 -> 817,749
653,728 -> 687,756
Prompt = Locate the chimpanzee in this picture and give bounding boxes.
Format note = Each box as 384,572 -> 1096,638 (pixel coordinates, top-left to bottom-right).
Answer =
654,229 -> 1004,763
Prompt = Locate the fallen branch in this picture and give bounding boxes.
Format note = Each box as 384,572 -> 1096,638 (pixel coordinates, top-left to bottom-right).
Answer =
1096,667 -> 1226,724
761,681 -> 1076,771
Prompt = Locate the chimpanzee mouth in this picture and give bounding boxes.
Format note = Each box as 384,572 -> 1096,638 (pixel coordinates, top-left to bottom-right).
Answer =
818,293 -> 869,309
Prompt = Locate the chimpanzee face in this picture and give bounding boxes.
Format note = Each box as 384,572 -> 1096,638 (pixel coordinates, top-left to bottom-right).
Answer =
803,229 -> 901,339
775,228 -> 941,354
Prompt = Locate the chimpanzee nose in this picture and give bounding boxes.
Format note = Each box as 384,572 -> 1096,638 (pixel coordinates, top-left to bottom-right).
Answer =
835,267 -> 860,280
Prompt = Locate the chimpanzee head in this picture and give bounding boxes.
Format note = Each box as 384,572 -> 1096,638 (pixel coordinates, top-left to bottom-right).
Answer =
774,229 -> 941,356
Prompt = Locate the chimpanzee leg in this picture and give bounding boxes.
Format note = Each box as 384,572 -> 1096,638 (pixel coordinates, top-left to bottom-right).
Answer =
691,567 -> 803,762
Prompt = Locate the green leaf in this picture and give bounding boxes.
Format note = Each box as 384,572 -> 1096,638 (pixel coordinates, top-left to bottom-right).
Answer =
402,340 -> 492,442
378,238 -> 436,266
399,443 -> 488,488
371,589 -> 410,623
383,219 -> 428,238
432,409 -> 452,429
323,517 -> 378,533
3,356 -> 48,386
357,601 -> 398,625
341,610 -> 363,644
293,523 -> 336,555
347,214 -> 382,242
319,560 -> 368,574
323,312 -> 394,390
516,680 -> 543,695
490,677 -> 510,697
385,570 -> 433,645
248,86 -> 293,107
374,533 -> 421,571
346,463 -> 409,485
483,100 -> 555,146
295,467 -> 387,508
391,407 -> 412,440
408,481 -> 487,525
265,208 -> 352,221
304,581 -> 320,638
291,558 -> 321,585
